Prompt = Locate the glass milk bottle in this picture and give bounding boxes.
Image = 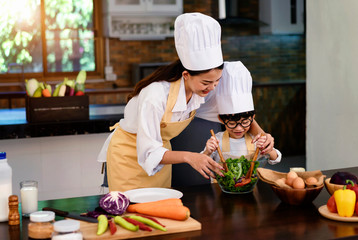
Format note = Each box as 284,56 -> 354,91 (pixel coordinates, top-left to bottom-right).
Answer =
0,152 -> 13,222
20,180 -> 38,216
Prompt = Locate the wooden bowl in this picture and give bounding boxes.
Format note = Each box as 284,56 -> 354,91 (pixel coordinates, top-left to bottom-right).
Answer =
271,185 -> 324,205
324,178 -> 345,195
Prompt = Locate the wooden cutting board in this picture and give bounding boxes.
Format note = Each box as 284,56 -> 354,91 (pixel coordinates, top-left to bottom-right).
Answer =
79,215 -> 201,240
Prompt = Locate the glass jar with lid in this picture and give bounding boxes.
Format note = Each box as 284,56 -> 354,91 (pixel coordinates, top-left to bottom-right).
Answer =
28,211 -> 55,239
52,219 -> 83,240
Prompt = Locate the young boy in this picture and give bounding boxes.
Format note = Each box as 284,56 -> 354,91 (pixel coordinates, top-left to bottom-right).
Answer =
202,61 -> 281,165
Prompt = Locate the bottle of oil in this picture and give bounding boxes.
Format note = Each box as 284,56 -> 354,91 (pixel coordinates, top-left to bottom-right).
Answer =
0,152 -> 12,222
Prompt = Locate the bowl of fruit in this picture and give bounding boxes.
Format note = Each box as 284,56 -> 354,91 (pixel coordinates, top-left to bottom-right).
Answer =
215,151 -> 269,194
324,171 -> 358,195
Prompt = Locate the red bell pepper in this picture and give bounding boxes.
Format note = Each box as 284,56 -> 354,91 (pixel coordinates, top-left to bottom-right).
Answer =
346,180 -> 358,202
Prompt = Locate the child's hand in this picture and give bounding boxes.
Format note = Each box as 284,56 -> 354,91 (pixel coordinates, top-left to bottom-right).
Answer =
253,133 -> 274,154
204,136 -> 219,155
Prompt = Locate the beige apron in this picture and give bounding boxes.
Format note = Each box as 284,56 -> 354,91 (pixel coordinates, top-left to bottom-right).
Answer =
221,130 -> 255,153
106,79 -> 196,192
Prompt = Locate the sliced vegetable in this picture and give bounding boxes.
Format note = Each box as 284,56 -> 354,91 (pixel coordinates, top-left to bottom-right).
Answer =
97,215 -> 108,235
108,219 -> 117,235
114,216 -> 139,232
99,191 -> 130,215
136,214 -> 165,227
124,217 -> 152,231
330,172 -> 358,185
128,215 -> 167,232
334,187 -> 356,217
126,198 -> 182,213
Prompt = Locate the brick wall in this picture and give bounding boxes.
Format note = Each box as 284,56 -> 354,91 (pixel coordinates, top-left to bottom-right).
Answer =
223,34 -> 306,82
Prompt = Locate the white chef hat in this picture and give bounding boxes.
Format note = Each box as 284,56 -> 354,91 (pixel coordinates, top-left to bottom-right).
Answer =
216,61 -> 254,114
174,12 -> 223,71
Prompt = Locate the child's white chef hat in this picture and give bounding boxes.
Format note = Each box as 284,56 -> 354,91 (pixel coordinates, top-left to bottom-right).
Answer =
216,61 -> 254,114
174,12 -> 223,71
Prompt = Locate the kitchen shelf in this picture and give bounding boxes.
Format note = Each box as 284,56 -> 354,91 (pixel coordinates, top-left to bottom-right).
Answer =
102,0 -> 181,40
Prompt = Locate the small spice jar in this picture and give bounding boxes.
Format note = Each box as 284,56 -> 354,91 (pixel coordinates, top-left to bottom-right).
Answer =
52,220 -> 83,240
28,211 -> 55,240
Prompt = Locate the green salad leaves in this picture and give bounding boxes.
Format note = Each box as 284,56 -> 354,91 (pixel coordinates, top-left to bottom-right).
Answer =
216,156 -> 260,193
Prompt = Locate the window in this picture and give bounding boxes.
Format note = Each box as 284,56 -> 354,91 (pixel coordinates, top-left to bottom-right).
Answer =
0,0 -> 103,83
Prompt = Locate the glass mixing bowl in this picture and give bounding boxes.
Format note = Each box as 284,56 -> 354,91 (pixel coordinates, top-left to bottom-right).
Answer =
215,151 -> 269,194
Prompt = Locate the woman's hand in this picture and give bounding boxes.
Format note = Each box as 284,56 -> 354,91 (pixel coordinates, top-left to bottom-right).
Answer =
187,152 -> 224,179
203,136 -> 219,155
252,133 -> 274,154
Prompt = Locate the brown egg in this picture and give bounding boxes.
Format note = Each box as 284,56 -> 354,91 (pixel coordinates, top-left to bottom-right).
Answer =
306,177 -> 318,185
287,171 -> 298,180
285,177 -> 295,187
292,177 -> 305,189
276,178 -> 286,186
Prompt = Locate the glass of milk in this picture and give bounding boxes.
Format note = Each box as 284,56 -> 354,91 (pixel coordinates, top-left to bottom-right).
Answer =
20,180 -> 38,216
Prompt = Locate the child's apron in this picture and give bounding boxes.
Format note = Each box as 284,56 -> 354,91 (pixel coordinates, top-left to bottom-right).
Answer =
106,79 -> 196,192
221,130 -> 255,153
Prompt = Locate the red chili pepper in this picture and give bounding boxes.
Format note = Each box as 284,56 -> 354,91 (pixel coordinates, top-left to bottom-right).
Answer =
346,180 -> 358,202
124,217 -> 152,231
135,214 -> 165,227
108,219 -> 117,235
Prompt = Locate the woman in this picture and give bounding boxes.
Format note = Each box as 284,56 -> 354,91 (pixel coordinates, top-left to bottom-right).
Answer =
105,13 -> 226,191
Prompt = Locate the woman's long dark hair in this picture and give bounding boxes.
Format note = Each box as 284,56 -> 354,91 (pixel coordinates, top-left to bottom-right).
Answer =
127,59 -> 224,102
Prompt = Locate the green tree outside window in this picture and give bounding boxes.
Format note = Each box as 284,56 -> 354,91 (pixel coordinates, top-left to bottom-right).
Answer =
0,0 -> 96,75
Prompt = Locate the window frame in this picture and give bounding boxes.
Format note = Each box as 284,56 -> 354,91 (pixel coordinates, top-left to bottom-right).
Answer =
0,0 -> 104,84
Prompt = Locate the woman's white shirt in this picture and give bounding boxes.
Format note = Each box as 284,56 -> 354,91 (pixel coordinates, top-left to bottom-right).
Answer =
119,78 -> 204,176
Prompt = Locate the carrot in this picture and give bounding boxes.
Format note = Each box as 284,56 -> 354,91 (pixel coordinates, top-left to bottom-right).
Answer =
127,198 -> 183,213
128,205 -> 190,221
42,89 -> 51,97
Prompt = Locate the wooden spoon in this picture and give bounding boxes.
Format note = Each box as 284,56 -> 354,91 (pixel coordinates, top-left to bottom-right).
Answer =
235,133 -> 265,187
210,129 -> 228,172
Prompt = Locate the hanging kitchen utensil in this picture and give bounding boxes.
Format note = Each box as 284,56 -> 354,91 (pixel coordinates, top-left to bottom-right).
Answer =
210,129 -> 228,172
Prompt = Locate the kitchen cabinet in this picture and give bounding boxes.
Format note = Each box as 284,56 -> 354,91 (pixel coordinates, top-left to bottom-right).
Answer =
103,0 -> 182,16
102,0 -> 183,40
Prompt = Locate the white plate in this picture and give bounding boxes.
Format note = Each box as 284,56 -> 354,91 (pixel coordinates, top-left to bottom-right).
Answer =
124,188 -> 183,203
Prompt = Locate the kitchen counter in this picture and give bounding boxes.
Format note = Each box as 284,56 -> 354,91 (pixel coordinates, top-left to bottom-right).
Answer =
0,104 -> 125,139
1,167 -> 358,240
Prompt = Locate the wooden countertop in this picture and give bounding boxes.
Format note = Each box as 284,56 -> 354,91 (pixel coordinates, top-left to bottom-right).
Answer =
1,166 -> 358,240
